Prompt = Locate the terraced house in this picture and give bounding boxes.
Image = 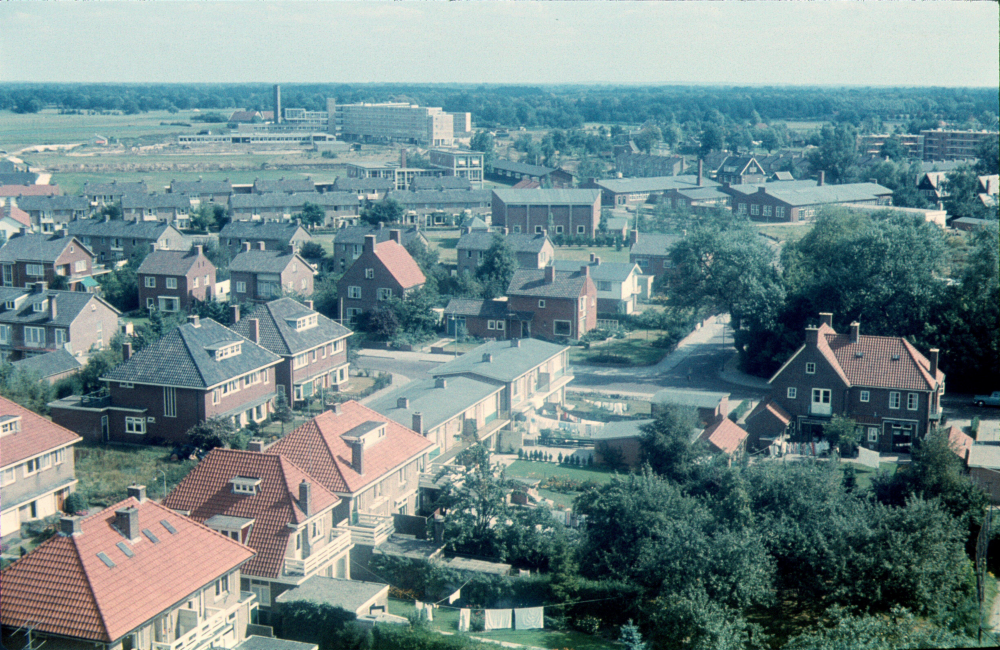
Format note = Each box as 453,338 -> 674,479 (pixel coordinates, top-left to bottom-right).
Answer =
229,243 -> 315,302
228,192 -> 354,226
80,180 -> 150,207
0,232 -> 97,291
49,316 -> 281,445
0,284 -> 120,359
66,219 -> 187,263
12,195 -> 91,232
219,220 -> 312,257
120,193 -> 196,228
169,178 -> 234,203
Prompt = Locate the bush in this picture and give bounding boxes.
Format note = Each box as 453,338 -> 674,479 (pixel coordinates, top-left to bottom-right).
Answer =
971,417 -> 980,437
63,492 -> 89,514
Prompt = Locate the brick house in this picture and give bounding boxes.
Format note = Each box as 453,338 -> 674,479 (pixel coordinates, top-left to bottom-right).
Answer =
488,160 -> 574,188
583,174 -> 719,208
137,245 -> 217,312
0,488 -> 257,650
80,180 -> 149,207
11,195 -> 91,233
505,265 -> 597,340
336,234 -> 425,325
750,313 -> 945,453
169,178 -> 234,203
163,448 -> 350,620
725,177 -> 894,223
0,396 -> 81,541
698,417 -> 749,464
554,256 -> 643,315
442,297 -> 533,341
219,220 -> 312,257
715,155 -> 767,185
491,189 -> 601,239
120,193 -> 196,228
66,219 -> 187,264
456,231 -> 553,276
0,284 -> 121,360
331,224 -> 427,274
228,192 -> 351,226
629,230 -> 681,288
229,243 -> 316,302
0,233 -> 96,291
49,316 -> 281,445
231,298 -> 352,403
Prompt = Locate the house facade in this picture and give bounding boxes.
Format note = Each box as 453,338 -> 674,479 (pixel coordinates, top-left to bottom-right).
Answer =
0,233 -> 96,291
726,179 -> 894,223
169,178 -> 234,203
456,231 -> 553,276
332,225 -> 427,273
442,297 -> 532,341
219,220 -> 312,256
229,244 -> 315,302
80,180 -> 149,206
0,284 -> 121,360
505,265 -> 597,340
121,193 -> 196,228
66,220 -> 187,263
554,256 -> 642,315
629,230 -> 681,288
137,245 -> 217,312
12,195 -> 91,233
491,189 -> 601,239
336,234 -> 426,325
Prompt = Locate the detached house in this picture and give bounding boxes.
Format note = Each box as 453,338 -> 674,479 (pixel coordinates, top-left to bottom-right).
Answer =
66,219 -> 186,263
0,396 -> 81,541
456,231 -> 553,276
336,234 -> 425,325
555,255 -> 643,314
137,245 -> 217,312
0,488 -> 257,650
232,298 -> 352,403
0,232 -> 96,291
49,316 -> 281,444
0,284 -> 121,360
715,155 -> 767,185
219,220 -> 312,257
505,265 -> 597,340
629,230 -> 681,288
749,313 -> 945,453
331,224 -> 427,273
229,243 -> 315,302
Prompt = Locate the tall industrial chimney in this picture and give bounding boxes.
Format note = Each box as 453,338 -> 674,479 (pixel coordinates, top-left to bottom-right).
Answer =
273,84 -> 282,124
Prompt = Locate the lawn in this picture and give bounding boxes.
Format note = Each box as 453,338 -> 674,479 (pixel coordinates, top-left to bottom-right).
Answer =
754,224 -> 810,245
568,330 -> 672,367
505,460 -> 616,485
424,229 -> 461,264
0,109 -> 210,150
842,460 -> 898,492
552,245 -> 630,264
74,440 -> 200,508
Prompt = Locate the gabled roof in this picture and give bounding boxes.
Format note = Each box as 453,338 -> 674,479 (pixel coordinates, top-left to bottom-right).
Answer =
0,288 -> 119,327
120,193 -> 195,210
229,249 -> 312,275
0,184 -> 62,197
268,401 -> 435,495
368,376 -> 503,434
699,418 -> 748,455
947,425 -> 974,461
718,155 -> 764,176
229,110 -> 260,123
431,338 -> 568,383
0,496 -> 254,643
137,249 -> 213,276
253,178 -> 316,194
66,219 -> 179,240
630,232 -> 681,258
103,318 -> 281,389
507,267 -> 591,300
824,331 -> 943,391
723,179 -> 819,196
388,189 -> 491,206
0,233 -> 87,263
9,195 -> 90,211
331,177 -> 395,192
492,188 -> 599,205
163,448 -> 339,580
229,192 -> 333,210
232,298 -> 351,357
169,178 -> 233,194
333,225 -> 424,247
459,216 -> 489,231
10,348 -> 83,380
220,220 -> 311,244
81,180 -> 149,196
372,240 -> 426,289
552,260 -> 639,282
755,183 -> 894,207
409,176 -> 471,191
0,395 -> 81,468
0,202 -> 30,227
457,231 -> 549,254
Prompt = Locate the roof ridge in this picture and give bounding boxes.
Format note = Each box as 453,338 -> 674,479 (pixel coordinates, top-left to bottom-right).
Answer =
175,326 -> 210,388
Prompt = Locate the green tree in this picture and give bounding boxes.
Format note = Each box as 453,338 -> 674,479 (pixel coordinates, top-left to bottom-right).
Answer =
356,305 -> 399,341
96,264 -> 139,312
186,416 -> 241,450
100,202 -> 123,221
878,136 -> 909,161
975,137 -> 999,176
189,204 -> 228,233
783,606 -> 976,650
437,444 -> 512,559
299,241 -> 327,261
475,232 -> 518,300
823,415 -> 860,457
633,124 -> 662,154
639,405 -> 707,484
807,123 -> 859,184
618,620 -> 647,650
77,345 -> 124,394
360,197 -> 404,226
470,130 -> 496,172
941,164 -> 989,221
699,124 -> 725,158
0,364 -> 54,414
270,391 -> 294,436
296,202 -> 325,229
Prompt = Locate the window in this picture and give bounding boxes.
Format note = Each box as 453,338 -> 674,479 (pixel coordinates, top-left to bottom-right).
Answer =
889,392 -> 901,409
348,286 -> 361,299
0,325 -> 10,344
787,387 -> 797,399
144,276 -> 156,288
776,206 -> 785,219
538,300 -> 546,309
125,417 -> 146,435
40,453 -> 52,470
762,205 -> 772,217
24,458 -> 40,476
33,302 -> 45,312
750,204 -> 760,216
164,387 -> 177,418
236,281 -> 247,294
2,467 -> 15,486
577,225 -> 586,234
738,203 -> 747,214
215,575 -> 229,597
55,329 -> 66,346
805,362 -> 816,374
868,427 -> 879,443
377,288 -> 393,301
54,448 -> 65,464
26,264 -> 44,277
365,268 -> 374,279
120,382 -> 134,388
553,320 -> 572,336
294,353 -> 308,369
860,390 -> 870,403
222,379 -> 240,396
535,225 -> 543,234
212,389 -> 221,405
311,350 -> 317,362
74,260 -> 87,273
193,277 -> 199,288
165,277 -> 177,289
346,308 -> 362,323
25,327 -> 45,347
907,393 -> 919,410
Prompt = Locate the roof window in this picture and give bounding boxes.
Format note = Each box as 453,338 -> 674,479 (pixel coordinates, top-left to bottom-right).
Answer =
211,342 -> 243,361
289,314 -> 318,332
231,476 -> 262,495
160,519 -> 177,535
97,552 -> 116,568
0,415 -> 22,437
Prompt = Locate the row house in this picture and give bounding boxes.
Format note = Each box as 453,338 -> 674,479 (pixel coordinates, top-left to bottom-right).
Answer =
0,284 -> 120,360
0,395 -> 81,541
336,234 -> 425,325
168,178 -> 234,203
229,243 -> 315,302
491,189 -> 601,238
369,375 -> 507,461
583,173 -> 719,208
386,189 -> 492,220
228,192 -> 355,226
456,230 -> 553,276
629,230 -> 682,287
13,195 -> 92,233
49,316 -> 281,444
554,256 -> 643,315
66,219 -> 187,263
0,232 -> 97,291
488,159 -> 574,188
505,265 -> 597,340
0,202 -> 31,241
0,184 -> 62,198
253,178 -> 317,194
80,180 -> 149,207
331,224 -> 427,273
137,246 -> 217,312
219,220 -> 312,257
164,448 -> 349,623
748,313 -> 945,453
725,176 -> 893,223
121,193 -> 196,228
442,297 -> 532,341
232,298 -> 352,403
330,177 -> 395,200
1,488 -> 257,650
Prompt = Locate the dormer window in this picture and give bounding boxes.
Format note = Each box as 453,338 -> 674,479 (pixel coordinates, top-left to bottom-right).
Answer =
230,476 -> 261,495
33,301 -> 46,312
212,342 -> 243,361
0,415 -> 22,436
4,301 -> 14,310
288,315 -> 318,332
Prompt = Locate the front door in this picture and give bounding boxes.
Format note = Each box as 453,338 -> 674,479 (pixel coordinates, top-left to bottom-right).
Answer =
101,416 -> 109,443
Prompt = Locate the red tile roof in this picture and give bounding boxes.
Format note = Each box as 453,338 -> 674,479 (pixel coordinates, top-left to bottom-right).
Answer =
269,400 -> 435,495
374,240 -> 426,290
1,396 -> 81,468
0,497 -> 253,643
825,332 -> 943,391
0,184 -> 62,197
0,202 -> 31,227
744,398 -> 792,442
947,425 -> 973,461
699,417 -> 748,455
163,449 -> 340,580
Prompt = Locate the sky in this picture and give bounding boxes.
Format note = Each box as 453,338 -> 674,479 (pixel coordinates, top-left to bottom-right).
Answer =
1,2 -> 997,87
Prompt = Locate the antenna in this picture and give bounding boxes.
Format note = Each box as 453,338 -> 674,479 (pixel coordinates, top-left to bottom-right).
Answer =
12,620 -> 48,650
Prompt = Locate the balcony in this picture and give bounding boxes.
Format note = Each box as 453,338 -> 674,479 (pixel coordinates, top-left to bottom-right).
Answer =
283,525 -> 353,577
929,407 -> 943,421
152,591 -> 256,650
809,404 -> 832,417
349,513 -> 395,547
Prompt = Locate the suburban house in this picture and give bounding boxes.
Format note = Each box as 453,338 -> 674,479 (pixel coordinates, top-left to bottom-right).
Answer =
219,220 -> 312,257
120,193 -> 196,228
368,375 -> 507,461
698,417 -> 749,463
163,448 -> 349,622
228,192 -> 349,225
442,297 -> 532,341
491,189 -> 601,238
0,488 -> 258,650
49,316 -> 281,445
554,255 -> 643,315
229,243 -> 316,302
10,348 -> 84,384
456,230 -> 553,276
748,312 -> 945,453
11,195 -> 91,233
331,225 -> 427,273
0,284 -> 121,360
169,178 -> 234,203
330,177 -> 395,199
231,298 -> 352,403
715,156 -> 768,185
488,160 -> 574,188
505,265 -> 597,340
336,234 -> 425,325
80,180 -> 150,206
0,395 -> 81,541
0,233 -> 97,291
137,245 -> 217,312
629,230 -> 682,288
66,219 -> 187,263
0,201 -> 31,240
725,176 -> 894,223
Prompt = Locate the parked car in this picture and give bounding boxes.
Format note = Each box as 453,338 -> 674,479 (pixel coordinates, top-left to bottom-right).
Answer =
973,391 -> 1000,407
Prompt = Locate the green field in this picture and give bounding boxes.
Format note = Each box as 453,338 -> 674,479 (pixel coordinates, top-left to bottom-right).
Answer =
0,109 -> 213,149
505,460 -> 616,484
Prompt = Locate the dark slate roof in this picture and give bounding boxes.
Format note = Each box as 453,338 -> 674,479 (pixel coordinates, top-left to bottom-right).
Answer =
11,349 -> 83,379
65,219 -> 178,240
168,179 -> 232,194
724,179 -> 819,196
219,220 -> 311,243
387,190 -> 492,206
229,249 -> 310,274
120,193 -> 194,210
333,225 -> 424,246
630,232 -> 680,257
0,172 -> 38,186
81,180 -> 149,196
761,182 -> 894,206
507,267 -> 590,299
459,216 -> 489,231
718,155 -> 763,175
229,192 -> 333,210
674,186 -> 731,201
331,177 -> 395,192
13,195 -> 91,211
443,298 -> 512,320
232,298 -> 351,356
0,288 -> 119,327
553,260 -> 638,282
492,189 -> 600,205
409,176 -> 472,191
595,176 -> 720,194
367,376 -> 502,433
491,159 -> 557,177
457,232 -> 549,254
137,249 -> 212,276
431,338 -> 569,383
103,318 -> 281,389
253,178 -> 316,194
0,233 -> 82,263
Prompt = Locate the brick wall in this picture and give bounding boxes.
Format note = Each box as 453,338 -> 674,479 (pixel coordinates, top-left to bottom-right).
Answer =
68,296 -> 119,354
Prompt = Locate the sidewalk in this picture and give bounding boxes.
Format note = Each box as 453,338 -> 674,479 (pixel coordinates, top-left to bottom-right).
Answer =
718,354 -> 771,390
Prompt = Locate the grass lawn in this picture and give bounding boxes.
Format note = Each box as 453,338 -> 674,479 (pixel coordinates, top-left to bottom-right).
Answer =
74,440 -> 200,508
505,460 -> 616,485
552,245 -> 630,264
424,229 -> 461,264
0,109 -> 211,150
568,330 -> 671,367
840,460 -> 898,492
755,224 -> 810,245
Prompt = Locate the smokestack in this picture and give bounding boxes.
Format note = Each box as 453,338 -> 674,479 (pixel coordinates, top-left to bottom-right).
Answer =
298,480 -> 311,516
364,234 -> 377,253
231,304 -> 240,323
123,341 -> 132,361
247,318 -> 259,344
850,322 -> 860,343
115,506 -> 140,542
127,485 -> 147,503
274,84 -> 281,125
60,516 -> 82,536
698,159 -> 703,186
929,348 -> 939,377
389,229 -> 401,244
819,312 -> 833,328
818,171 -> 825,186
545,266 -> 555,283
412,412 -> 423,435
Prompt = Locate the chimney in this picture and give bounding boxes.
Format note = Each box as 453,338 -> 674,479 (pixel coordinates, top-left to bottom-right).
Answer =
364,234 -> 377,253
50,295 -> 57,320
819,312 -> 833,328
412,412 -> 424,435
397,396 -> 410,409
818,171 -> 825,186
435,377 -> 448,389
242,242 -> 251,252
850,321 -> 860,343
331,402 -> 342,415
231,304 -> 240,323
697,159 -> 704,186
482,353 -> 493,363
299,480 -> 311,516
188,315 -> 200,328
593,256 -> 601,266
305,300 -> 314,310
929,348 -> 939,377
589,253 -> 595,263
194,244 -> 204,257
630,230 -> 638,245
348,439 -> 365,475
257,241 -> 266,251
541,229 -> 547,239
247,318 -> 259,344
511,338 -> 521,348
127,484 -> 147,503
389,229 -> 401,244
115,506 -> 140,541
805,326 -> 819,347
123,341 -> 132,361
60,516 -> 82,536
400,149 -> 407,168
274,84 -> 281,125
33,281 -> 48,293
680,156 -> 686,174
247,439 -> 266,452
581,265 -> 590,278
545,265 -> 555,283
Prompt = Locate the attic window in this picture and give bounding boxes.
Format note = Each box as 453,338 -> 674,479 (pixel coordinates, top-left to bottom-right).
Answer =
33,302 -> 45,312
289,315 -> 318,332
231,476 -> 262,495
142,528 -> 160,544
0,416 -> 22,436
4,301 -> 14,309
160,519 -> 177,535
213,342 -> 243,361
891,355 -> 900,361
97,552 -> 116,568
116,541 -> 134,558
854,352 -> 863,358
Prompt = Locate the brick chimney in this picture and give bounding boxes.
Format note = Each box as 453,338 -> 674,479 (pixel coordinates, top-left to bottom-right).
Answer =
331,402 -> 342,415
247,318 -> 259,344
257,241 -> 266,251
397,396 -> 410,409
299,480 -> 311,516
305,300 -> 314,310
580,265 -> 590,278
850,322 -> 860,343
589,253 -> 595,263
231,304 -> 240,323
60,516 -> 82,536
123,341 -> 132,361
412,412 -> 423,435
33,282 -> 48,293
127,484 -> 147,503
511,338 -> 521,348
819,312 -> 833,328
630,230 -> 639,245
818,171 -> 825,186
929,348 -> 939,377
242,242 -> 251,252
389,229 -> 401,244
188,315 -> 200,328
364,234 -> 377,253
805,326 -> 820,347
247,439 -> 267,452
593,256 -> 601,266
545,265 -> 555,283
195,244 -> 204,256
115,506 -> 140,541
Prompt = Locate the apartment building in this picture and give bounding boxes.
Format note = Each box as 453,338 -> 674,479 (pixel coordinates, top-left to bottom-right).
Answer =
856,133 -> 926,159
332,102 -> 459,147
505,265 -> 597,340
229,244 -> 315,302
427,149 -> 484,186
137,246 -> 217,312
921,129 -> 999,161
0,284 -> 120,360
492,189 -> 601,238
0,232 -> 96,291
66,219 -> 187,263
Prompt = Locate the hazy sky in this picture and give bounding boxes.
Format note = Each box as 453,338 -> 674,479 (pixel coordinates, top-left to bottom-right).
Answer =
1,2 -> 997,87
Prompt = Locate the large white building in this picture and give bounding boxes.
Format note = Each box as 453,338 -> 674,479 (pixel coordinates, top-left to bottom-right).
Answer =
328,100 -> 468,147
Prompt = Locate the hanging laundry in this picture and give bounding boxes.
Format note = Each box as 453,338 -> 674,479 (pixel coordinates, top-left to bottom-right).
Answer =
415,601 -> 424,618
514,607 -> 545,630
459,608 -> 471,632
519,569 -> 531,578
448,588 -> 462,605
423,603 -> 434,621
484,609 -> 513,630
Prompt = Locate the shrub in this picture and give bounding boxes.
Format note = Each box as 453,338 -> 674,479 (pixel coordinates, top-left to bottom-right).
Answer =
63,492 -> 89,514
971,417 -> 980,437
